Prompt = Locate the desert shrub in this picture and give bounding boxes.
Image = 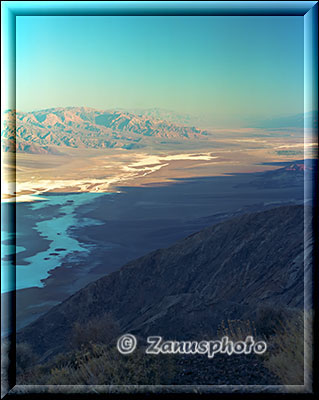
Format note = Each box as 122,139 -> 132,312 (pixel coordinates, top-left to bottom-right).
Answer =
263,311 -> 311,385
254,306 -> 295,337
16,348 -> 76,385
16,342 -> 38,376
17,315 -> 177,386
217,319 -> 259,341
216,307 -> 300,342
70,313 -> 120,349
16,363 -> 51,385
46,343 -> 176,385
16,313 -> 120,384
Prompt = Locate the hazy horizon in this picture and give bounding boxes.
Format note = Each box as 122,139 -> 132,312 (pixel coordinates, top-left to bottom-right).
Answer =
7,106 -> 316,132
16,15 -> 304,127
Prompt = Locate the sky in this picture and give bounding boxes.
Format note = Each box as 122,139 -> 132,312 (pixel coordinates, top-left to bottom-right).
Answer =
16,16 -> 304,126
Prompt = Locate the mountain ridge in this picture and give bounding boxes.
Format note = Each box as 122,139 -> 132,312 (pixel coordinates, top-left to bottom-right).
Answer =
16,205 -> 310,361
2,107 -> 209,153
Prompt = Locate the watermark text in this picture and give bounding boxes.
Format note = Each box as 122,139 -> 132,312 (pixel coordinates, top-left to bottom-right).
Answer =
117,334 -> 267,357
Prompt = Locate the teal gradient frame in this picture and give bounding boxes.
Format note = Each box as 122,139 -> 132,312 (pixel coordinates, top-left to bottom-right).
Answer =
1,1 -> 318,397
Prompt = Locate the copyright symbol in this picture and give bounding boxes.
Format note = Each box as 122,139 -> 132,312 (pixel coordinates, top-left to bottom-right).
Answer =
117,334 -> 137,354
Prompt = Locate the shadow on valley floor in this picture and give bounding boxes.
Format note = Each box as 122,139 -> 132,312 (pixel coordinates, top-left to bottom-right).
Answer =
2,161 -> 309,333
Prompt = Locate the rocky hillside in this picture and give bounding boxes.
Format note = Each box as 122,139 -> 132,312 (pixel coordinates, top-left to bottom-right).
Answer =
2,107 -> 209,153
247,159 -> 317,189
17,205 -> 310,360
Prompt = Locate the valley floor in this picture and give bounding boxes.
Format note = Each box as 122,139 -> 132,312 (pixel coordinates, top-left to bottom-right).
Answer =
6,168 -> 304,331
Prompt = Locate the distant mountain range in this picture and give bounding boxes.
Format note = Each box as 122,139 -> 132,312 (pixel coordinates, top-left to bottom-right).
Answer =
119,107 -> 199,126
2,107 -> 209,154
251,110 -> 318,130
17,205 -> 309,361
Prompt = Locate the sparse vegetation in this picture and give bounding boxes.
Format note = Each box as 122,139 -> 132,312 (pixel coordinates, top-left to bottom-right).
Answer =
16,313 -> 177,385
48,344 -> 176,385
70,313 -> 120,349
16,310 -> 309,386
16,342 -> 38,376
215,310 -> 310,386
17,343 -> 177,385
254,306 -> 294,337
263,311 -> 310,386
217,319 -> 259,341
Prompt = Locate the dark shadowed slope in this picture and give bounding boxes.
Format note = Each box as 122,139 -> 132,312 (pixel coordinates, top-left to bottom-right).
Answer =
17,205 -> 311,360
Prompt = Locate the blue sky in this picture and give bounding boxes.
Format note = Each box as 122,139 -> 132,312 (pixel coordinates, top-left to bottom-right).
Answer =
16,16 -> 304,126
